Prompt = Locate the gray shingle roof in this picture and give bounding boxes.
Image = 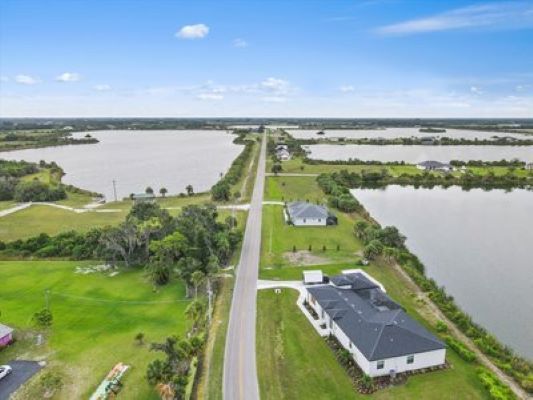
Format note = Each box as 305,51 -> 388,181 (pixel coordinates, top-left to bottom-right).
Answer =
418,161 -> 451,169
0,323 -> 13,337
307,274 -> 444,360
287,201 -> 328,220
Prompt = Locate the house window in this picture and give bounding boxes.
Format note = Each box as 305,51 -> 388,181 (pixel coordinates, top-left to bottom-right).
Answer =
377,360 -> 385,370
318,219 -> 321,222
407,355 -> 414,364
349,342 -> 352,350
303,218 -> 306,223
328,318 -> 333,330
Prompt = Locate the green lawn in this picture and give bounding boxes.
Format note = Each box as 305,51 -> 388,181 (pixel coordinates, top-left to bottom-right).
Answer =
0,260 -> 191,399
0,205 -> 126,241
257,289 -> 488,400
264,176 -> 327,203
261,204 -> 363,270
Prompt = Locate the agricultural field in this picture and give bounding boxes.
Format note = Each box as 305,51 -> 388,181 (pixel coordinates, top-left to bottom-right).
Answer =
0,260 -> 191,399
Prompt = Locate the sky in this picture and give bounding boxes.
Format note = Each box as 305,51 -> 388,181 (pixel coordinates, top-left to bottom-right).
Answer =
1,0 -> 533,118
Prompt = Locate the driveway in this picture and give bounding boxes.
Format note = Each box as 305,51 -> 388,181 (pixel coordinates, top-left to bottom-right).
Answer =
0,360 -> 43,399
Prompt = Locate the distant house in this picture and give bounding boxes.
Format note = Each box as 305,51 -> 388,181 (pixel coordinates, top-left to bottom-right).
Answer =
420,136 -> 437,145
285,201 -> 337,226
417,161 -> 453,172
0,324 -> 13,347
526,163 -> 533,171
131,193 -> 155,203
304,270 -> 446,377
276,144 -> 291,161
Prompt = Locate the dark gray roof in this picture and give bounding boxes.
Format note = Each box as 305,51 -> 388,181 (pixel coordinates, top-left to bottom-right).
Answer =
330,272 -> 379,290
0,323 -> 13,337
287,201 -> 328,220
418,160 -> 451,169
308,274 -> 444,360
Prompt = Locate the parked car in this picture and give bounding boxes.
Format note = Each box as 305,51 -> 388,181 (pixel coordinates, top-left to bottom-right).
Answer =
0,365 -> 12,380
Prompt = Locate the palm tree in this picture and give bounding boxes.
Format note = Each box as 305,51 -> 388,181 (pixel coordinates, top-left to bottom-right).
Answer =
159,187 -> 168,198
191,270 -> 206,298
145,186 -> 154,195
185,299 -> 207,333
185,184 -> 194,196
155,383 -> 175,400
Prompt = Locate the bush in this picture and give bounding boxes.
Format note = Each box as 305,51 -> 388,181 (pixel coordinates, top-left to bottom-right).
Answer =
13,180 -> 66,202
445,336 -> 476,362
435,320 -> 448,333
477,367 -> 516,400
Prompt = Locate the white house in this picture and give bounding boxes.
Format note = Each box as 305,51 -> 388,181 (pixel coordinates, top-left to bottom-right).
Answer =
416,160 -> 453,172
285,201 -> 337,226
526,162 -> 533,171
304,270 -> 446,377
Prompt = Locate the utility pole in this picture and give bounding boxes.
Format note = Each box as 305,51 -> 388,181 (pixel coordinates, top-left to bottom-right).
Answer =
112,180 -> 118,202
207,278 -> 213,325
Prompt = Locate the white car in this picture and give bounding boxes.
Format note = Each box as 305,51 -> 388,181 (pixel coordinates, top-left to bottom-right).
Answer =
0,365 -> 12,380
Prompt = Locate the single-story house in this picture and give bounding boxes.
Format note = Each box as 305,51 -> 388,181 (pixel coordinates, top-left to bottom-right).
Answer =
277,148 -> 291,161
303,270 -> 324,284
305,270 -> 446,377
526,163 -> 533,171
131,193 -> 155,203
416,161 -> 453,172
420,136 -> 437,145
285,201 -> 337,226
0,323 -> 14,347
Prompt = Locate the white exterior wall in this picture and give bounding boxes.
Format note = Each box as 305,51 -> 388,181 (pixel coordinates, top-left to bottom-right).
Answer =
292,217 -> 326,226
306,288 -> 446,378
366,348 -> 446,377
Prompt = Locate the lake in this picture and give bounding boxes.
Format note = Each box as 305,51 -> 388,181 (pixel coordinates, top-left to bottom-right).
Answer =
350,185 -> 533,359
288,127 -> 528,140
307,144 -> 533,163
1,130 -> 243,201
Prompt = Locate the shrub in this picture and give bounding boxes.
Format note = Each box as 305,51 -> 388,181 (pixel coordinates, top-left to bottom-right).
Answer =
445,336 -> 476,362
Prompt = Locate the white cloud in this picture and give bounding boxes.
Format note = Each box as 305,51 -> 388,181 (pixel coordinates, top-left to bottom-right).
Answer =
340,85 -> 355,93
376,2 -> 533,35
56,72 -> 81,82
15,74 -> 39,85
260,77 -> 291,95
470,86 -> 483,95
233,38 -> 248,48
94,84 -> 111,91
262,96 -> 287,103
196,92 -> 223,100
176,24 -> 209,39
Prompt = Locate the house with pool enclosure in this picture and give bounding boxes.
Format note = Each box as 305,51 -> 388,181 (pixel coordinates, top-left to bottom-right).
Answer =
303,269 -> 446,377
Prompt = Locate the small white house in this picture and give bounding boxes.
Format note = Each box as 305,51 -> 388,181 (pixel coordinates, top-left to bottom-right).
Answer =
417,160 -> 453,172
285,201 -> 337,226
304,270 -> 446,377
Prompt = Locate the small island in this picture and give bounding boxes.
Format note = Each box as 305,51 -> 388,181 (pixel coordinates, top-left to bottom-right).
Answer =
419,127 -> 447,133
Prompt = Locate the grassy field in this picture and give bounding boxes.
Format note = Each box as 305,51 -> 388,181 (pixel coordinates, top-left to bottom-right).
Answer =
0,205 -> 126,241
0,260 -> 191,399
260,203 -> 363,270
264,175 -> 327,203
257,290 -> 488,400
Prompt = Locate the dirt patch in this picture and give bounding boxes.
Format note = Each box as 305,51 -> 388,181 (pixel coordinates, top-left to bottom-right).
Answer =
283,250 -> 330,266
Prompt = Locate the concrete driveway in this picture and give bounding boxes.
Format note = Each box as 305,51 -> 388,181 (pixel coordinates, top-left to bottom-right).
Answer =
0,360 -> 43,399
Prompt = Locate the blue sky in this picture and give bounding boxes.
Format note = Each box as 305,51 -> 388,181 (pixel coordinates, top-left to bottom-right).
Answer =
1,0 -> 532,117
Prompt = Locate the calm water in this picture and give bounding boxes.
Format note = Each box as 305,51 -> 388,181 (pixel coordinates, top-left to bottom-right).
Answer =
350,186 -> 533,359
288,127 -> 528,140
308,144 -> 533,163
1,130 -> 242,200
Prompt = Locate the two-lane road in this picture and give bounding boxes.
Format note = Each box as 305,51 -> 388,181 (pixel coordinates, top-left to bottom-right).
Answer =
223,133 -> 266,400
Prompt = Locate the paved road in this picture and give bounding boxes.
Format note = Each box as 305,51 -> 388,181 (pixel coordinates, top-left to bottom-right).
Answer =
223,133 -> 266,400
0,360 -> 43,399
